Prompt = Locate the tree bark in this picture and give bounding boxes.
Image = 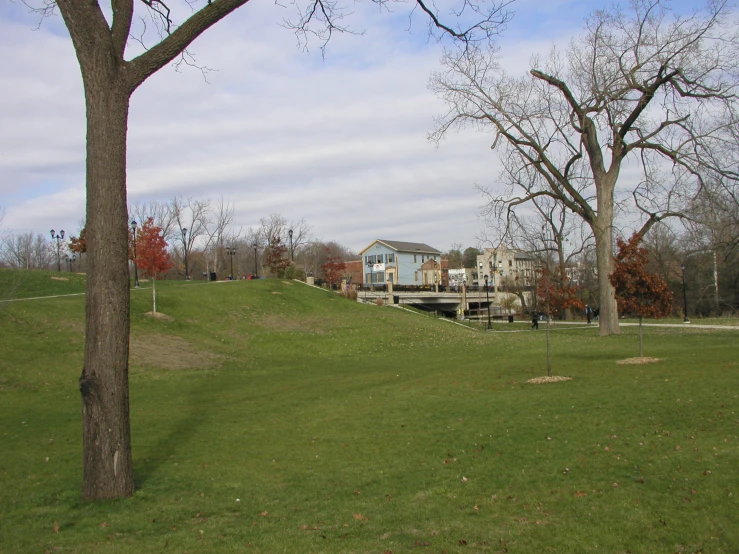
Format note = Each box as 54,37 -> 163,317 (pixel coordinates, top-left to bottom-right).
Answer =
78,83 -> 134,499
592,188 -> 620,336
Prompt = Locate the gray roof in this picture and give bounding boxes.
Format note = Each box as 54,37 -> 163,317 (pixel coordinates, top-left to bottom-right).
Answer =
368,239 -> 441,255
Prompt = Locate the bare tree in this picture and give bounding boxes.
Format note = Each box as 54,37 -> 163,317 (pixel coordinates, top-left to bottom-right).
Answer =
681,179 -> 739,313
259,213 -> 288,253
170,196 -> 210,279
129,201 -> 176,243
431,0 -> 739,335
20,0 -> 513,501
445,243 -> 464,269
484,193 -> 593,318
287,218 -> 312,260
257,213 -> 312,262
0,233 -> 56,270
201,196 -> 238,277
241,227 -> 266,277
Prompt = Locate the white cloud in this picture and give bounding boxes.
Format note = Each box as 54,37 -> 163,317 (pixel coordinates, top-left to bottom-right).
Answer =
0,0 -> 706,253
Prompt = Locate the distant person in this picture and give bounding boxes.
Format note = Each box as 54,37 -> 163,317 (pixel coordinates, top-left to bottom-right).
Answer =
531,310 -> 539,330
593,307 -> 600,320
585,304 -> 592,324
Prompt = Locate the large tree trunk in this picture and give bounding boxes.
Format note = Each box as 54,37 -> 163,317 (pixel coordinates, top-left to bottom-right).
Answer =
78,79 -> 134,500
592,196 -> 620,336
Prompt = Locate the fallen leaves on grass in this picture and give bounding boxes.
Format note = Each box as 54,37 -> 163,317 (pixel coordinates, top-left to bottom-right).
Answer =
527,376 -> 572,384
353,514 -> 368,521
616,357 -> 661,365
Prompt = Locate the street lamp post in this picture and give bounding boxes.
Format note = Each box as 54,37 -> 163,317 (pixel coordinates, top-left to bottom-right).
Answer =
288,229 -> 293,262
366,259 -> 374,295
681,263 -> 689,323
181,227 -> 188,280
226,246 -> 236,280
253,243 -> 258,278
484,275 -> 492,329
130,220 -> 140,288
49,229 -> 65,272
64,254 -> 76,273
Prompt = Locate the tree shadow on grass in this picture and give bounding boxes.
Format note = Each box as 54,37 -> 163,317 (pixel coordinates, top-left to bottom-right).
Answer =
132,372 -> 228,490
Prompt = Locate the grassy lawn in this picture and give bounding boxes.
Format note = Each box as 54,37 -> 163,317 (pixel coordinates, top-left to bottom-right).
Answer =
1,272 -> 738,553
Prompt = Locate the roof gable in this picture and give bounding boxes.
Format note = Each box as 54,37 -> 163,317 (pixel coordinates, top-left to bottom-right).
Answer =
360,239 -> 441,256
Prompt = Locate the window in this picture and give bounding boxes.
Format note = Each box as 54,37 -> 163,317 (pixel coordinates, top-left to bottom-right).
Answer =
414,255 -> 417,263
388,272 -> 394,283
414,271 -> 419,282
377,271 -> 385,282
509,260 -> 513,267
388,254 -> 394,263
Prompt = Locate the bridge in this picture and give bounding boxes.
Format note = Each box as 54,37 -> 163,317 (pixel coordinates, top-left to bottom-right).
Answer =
357,285 -> 511,319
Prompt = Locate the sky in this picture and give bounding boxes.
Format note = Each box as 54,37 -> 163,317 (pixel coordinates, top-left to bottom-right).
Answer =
0,0 -> 704,254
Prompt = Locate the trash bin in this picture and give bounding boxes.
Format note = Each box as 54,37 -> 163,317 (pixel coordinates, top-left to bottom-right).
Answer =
210,272 -> 217,281
393,295 -> 399,305
508,315 -> 514,323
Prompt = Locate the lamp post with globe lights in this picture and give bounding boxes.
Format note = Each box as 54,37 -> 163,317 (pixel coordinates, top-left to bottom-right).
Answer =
50,229 -> 65,272
65,253 -> 77,273
226,246 -> 236,280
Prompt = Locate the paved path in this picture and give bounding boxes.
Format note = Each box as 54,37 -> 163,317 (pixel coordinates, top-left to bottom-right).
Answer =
549,321 -> 739,330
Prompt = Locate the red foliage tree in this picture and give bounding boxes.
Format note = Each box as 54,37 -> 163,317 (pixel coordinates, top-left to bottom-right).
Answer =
536,266 -> 584,319
264,235 -> 291,278
69,226 -> 87,254
320,248 -> 347,289
609,233 -> 674,356
134,218 -> 173,313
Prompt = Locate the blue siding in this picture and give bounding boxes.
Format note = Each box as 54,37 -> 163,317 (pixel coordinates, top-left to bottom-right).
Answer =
361,242 -> 439,285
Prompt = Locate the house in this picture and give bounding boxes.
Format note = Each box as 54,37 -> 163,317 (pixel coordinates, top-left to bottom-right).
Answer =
476,244 -> 536,288
359,240 -> 442,286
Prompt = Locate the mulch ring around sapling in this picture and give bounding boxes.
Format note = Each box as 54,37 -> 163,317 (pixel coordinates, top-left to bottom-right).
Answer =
616,357 -> 661,365
526,376 -> 573,384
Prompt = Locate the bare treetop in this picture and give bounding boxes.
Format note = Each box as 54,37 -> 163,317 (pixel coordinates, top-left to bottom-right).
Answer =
431,0 -> 739,335
27,0 -> 514,59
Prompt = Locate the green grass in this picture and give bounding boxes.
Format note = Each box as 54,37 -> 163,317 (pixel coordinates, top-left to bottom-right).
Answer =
1,271 -> 738,553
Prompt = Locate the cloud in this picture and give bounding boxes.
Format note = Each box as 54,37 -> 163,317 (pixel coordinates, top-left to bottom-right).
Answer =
0,0 -> 704,253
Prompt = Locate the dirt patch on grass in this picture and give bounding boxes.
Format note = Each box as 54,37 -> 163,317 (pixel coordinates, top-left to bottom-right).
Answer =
255,314 -> 333,333
130,333 -> 221,371
616,357 -> 661,365
50,276 -> 69,281
144,311 -> 173,321
527,376 -> 572,384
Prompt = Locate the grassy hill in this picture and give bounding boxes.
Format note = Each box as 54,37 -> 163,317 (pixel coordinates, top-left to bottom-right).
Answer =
1,271 -> 738,552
